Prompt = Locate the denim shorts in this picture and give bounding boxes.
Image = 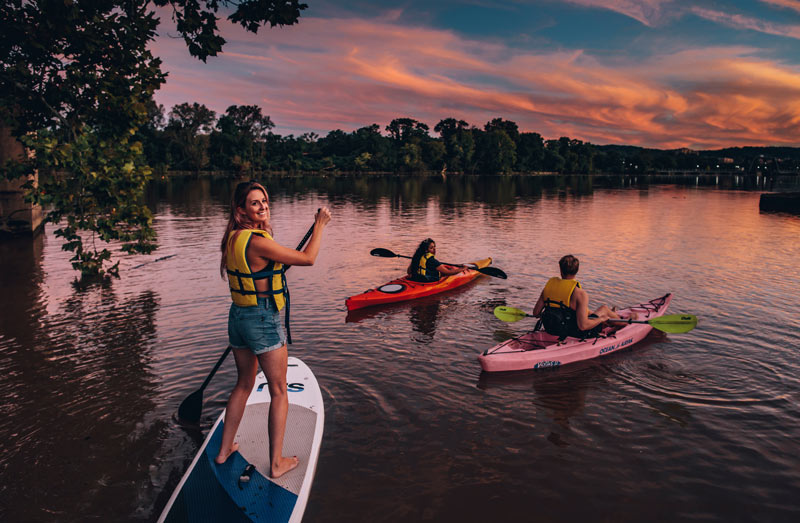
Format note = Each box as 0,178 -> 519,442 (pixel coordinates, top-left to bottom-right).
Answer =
228,298 -> 286,354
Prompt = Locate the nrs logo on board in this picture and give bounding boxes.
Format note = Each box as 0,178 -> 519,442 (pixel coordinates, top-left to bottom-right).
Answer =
257,382 -> 305,392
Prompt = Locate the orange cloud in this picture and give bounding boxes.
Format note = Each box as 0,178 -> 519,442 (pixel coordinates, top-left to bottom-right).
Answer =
151,15 -> 800,148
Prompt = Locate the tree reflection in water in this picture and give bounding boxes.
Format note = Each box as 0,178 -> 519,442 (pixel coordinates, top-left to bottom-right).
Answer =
0,234 -> 162,520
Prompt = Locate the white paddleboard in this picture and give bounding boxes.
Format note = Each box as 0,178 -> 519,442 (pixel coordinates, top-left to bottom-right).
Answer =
158,357 -> 324,523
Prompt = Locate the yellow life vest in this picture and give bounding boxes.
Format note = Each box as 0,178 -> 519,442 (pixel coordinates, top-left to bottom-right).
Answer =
542,277 -> 581,309
416,252 -> 436,279
226,229 -> 286,310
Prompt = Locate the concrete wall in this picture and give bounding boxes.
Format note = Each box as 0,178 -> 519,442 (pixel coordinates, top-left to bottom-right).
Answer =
0,126 -> 43,237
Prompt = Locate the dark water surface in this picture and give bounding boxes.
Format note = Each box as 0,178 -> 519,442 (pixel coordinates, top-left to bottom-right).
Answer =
1,174 -> 799,522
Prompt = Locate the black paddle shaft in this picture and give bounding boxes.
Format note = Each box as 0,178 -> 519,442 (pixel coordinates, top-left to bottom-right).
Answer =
284,211 -> 319,273
370,247 -> 506,279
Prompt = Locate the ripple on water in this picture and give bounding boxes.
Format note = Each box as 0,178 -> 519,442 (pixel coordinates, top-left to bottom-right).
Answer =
611,338 -> 793,409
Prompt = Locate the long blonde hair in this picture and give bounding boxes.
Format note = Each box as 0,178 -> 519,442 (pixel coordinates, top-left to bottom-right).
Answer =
220,180 -> 273,278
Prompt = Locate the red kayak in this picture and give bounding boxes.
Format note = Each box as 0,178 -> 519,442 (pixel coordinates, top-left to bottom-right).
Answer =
345,258 -> 492,311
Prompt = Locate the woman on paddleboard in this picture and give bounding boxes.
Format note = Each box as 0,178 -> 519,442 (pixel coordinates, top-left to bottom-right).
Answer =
217,180 -> 330,478
407,238 -> 466,282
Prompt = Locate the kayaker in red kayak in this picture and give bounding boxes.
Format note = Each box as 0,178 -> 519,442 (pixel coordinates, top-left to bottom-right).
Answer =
531,254 -> 635,340
406,238 -> 467,282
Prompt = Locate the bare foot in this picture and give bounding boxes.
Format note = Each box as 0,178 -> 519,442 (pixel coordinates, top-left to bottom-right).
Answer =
270,456 -> 299,478
215,442 -> 239,465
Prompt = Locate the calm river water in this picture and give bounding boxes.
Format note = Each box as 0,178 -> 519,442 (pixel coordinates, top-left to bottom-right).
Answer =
1,174 -> 799,522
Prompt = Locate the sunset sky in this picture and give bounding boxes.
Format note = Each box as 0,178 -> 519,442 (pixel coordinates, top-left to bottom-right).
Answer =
152,0 -> 800,149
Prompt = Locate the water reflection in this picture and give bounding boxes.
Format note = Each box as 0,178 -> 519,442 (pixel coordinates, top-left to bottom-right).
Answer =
344,280 -> 486,343
144,173 -> 798,221
2,173 -> 800,522
0,232 -> 162,520
477,367 -> 590,443
345,298 -> 442,338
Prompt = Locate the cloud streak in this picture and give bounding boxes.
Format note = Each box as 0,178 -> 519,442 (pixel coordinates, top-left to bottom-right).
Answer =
561,0 -> 677,26
152,15 -> 800,148
761,0 -> 800,13
690,6 -> 800,39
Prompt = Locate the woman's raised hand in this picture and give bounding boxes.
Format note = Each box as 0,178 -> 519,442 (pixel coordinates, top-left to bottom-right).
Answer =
315,206 -> 332,227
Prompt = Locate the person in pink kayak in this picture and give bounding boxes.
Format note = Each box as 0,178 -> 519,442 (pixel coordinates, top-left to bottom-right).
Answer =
407,238 -> 467,282
531,254 -> 634,340
216,180 -> 331,478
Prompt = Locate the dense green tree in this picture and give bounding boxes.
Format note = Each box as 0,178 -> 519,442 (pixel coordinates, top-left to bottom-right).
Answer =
549,137 -> 595,173
434,118 -> 470,139
399,143 -> 423,171
484,118 -> 520,143
543,140 -> 566,172
386,118 -> 430,143
0,0 -> 307,277
594,148 -> 624,173
422,140 -> 446,170
210,105 -> 274,171
447,129 -> 476,172
164,103 -> 216,172
435,118 -> 474,172
479,129 -> 516,174
319,129 -> 351,158
516,131 -> 545,172
351,124 -> 393,170
138,100 -> 170,174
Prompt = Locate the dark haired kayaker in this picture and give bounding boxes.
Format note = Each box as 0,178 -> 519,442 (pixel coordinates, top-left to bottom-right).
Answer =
407,238 -> 466,282
216,180 -> 331,478
531,254 -> 635,340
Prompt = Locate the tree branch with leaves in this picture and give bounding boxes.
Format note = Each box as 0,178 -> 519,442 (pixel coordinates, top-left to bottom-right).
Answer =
0,0 -> 307,278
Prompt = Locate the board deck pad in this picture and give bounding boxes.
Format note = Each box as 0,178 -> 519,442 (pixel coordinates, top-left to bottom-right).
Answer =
159,358 -> 324,523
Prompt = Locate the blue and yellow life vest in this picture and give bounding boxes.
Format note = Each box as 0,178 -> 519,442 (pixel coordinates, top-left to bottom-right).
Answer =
226,228 -> 294,343
415,252 -> 438,281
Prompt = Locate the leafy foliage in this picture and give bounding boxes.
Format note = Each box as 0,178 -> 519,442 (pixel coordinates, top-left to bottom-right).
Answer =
21,127 -> 156,277
0,0 -> 306,278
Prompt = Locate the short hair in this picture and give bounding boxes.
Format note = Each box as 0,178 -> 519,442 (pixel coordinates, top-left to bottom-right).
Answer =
559,255 -> 579,277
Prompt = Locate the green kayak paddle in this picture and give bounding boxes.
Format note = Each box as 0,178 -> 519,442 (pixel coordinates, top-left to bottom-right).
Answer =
493,306 -> 697,334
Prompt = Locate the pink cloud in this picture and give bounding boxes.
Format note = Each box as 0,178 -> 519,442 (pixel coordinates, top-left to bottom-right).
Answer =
151,16 -> 800,148
760,0 -> 800,13
690,6 -> 800,39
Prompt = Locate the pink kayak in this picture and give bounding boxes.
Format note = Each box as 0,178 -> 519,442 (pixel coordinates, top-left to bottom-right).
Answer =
478,294 -> 672,372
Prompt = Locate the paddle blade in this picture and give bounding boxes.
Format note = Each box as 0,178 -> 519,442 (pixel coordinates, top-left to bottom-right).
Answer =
478,266 -> 507,279
177,388 -> 204,425
648,314 -> 698,334
370,248 -> 397,258
493,306 -> 529,322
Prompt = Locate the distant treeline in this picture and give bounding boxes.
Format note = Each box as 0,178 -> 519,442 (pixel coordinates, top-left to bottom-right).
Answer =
139,102 -> 800,175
